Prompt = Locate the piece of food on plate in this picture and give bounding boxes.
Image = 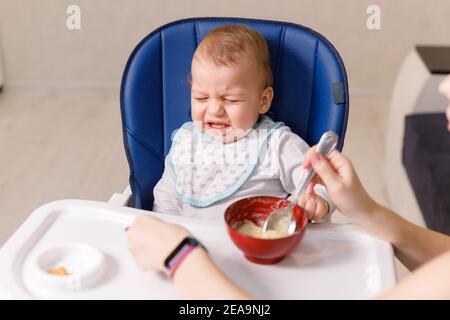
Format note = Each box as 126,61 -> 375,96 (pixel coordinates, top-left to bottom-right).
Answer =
47,267 -> 70,276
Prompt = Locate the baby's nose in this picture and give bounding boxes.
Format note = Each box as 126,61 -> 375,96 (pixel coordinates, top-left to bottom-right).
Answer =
207,100 -> 225,115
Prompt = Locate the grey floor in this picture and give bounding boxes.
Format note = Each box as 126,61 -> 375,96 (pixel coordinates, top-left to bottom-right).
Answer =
0,88 -> 415,278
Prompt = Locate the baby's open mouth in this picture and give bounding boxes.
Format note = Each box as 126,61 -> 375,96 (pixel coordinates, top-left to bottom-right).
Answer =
206,122 -> 231,131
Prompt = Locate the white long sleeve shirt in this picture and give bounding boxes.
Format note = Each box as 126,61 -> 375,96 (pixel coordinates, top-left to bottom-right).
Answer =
153,116 -> 334,219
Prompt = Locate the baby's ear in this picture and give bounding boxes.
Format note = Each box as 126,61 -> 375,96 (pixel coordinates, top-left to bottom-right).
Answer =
259,86 -> 274,114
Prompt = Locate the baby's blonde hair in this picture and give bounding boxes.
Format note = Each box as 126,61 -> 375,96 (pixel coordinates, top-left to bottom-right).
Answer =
194,25 -> 273,88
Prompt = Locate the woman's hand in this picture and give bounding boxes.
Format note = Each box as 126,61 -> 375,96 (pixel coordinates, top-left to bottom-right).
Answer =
127,214 -> 191,272
303,149 -> 378,222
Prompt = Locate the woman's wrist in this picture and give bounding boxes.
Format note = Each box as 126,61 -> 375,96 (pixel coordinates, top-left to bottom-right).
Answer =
172,246 -> 209,282
164,236 -> 207,278
375,206 -> 418,248
348,200 -> 389,236
354,201 -> 409,245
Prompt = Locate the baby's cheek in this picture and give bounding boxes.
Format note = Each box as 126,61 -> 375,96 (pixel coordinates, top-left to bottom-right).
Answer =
191,106 -> 203,120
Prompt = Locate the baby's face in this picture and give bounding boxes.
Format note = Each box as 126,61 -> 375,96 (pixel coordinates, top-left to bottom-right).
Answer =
190,55 -> 272,143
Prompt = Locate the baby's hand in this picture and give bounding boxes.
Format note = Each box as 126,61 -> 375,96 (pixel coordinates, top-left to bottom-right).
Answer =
288,193 -> 329,222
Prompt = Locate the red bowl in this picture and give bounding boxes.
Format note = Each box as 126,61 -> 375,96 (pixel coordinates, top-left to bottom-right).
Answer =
224,196 -> 308,264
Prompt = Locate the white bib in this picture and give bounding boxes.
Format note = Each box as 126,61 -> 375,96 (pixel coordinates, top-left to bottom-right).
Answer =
168,116 -> 283,207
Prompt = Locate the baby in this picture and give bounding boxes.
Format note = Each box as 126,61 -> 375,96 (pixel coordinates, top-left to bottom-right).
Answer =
152,25 -> 334,222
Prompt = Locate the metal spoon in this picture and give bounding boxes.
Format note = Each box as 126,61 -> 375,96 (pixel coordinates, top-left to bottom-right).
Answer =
262,131 -> 339,235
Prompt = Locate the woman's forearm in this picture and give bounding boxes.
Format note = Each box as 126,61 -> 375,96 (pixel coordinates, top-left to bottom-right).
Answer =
354,203 -> 450,270
173,248 -> 251,299
378,250 -> 450,299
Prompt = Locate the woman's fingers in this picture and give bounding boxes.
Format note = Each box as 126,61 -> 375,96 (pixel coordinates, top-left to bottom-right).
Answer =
310,152 -> 341,188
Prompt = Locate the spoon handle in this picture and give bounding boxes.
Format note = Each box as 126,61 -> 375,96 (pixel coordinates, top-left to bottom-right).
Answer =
290,131 -> 339,205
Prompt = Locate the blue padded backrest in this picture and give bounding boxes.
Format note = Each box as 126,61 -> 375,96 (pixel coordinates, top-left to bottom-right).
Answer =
120,17 -> 349,210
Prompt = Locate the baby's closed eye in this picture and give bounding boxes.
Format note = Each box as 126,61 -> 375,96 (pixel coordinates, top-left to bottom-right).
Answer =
193,96 -> 208,102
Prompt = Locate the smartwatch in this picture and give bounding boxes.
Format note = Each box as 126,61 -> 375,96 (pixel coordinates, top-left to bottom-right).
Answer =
164,237 -> 207,277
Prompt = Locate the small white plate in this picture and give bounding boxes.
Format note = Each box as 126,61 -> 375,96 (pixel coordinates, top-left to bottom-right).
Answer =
23,242 -> 106,298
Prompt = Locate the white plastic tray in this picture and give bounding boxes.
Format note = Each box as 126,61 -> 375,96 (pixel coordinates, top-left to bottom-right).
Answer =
0,200 -> 396,299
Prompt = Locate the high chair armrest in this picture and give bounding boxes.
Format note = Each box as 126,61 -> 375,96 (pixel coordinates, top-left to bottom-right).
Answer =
108,185 -> 132,206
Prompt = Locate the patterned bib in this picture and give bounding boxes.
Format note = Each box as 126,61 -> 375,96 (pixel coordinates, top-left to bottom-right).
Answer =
168,116 -> 282,207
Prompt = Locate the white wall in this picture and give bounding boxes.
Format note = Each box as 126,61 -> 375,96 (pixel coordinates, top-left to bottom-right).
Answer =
0,0 -> 449,96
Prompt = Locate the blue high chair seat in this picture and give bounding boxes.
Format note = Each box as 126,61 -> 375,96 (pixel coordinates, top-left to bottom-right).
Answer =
120,17 -> 349,210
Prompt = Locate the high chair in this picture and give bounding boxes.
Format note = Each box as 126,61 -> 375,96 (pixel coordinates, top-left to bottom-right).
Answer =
117,17 -> 349,210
